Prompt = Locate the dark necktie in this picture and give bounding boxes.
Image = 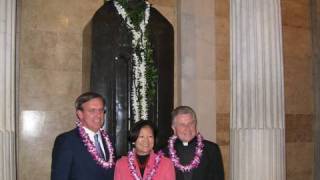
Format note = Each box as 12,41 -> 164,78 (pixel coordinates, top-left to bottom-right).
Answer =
94,134 -> 105,160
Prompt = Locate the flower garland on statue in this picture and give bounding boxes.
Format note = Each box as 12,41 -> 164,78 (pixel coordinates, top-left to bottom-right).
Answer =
76,120 -> 115,169
168,133 -> 204,172
127,150 -> 163,180
114,1 -> 152,122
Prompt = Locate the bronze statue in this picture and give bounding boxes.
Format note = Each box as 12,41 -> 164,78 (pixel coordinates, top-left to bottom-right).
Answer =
83,0 -> 174,157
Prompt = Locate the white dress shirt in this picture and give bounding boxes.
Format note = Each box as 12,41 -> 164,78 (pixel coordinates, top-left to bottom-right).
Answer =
83,126 -> 106,157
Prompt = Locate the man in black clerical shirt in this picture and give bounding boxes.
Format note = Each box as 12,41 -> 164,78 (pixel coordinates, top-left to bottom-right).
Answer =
165,106 -> 224,180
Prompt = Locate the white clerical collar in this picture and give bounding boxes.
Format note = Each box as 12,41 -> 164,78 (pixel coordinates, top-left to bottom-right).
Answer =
182,142 -> 189,146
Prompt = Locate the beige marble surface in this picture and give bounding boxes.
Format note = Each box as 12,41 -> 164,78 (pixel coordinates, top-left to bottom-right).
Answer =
179,0 -> 217,142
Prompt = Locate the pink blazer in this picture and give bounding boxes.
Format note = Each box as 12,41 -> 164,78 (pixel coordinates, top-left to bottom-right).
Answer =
114,151 -> 175,180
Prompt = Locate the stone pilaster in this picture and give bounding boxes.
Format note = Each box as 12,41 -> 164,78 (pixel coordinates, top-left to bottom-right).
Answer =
311,0 -> 320,179
230,0 -> 285,179
178,0 -> 216,141
0,0 -> 16,179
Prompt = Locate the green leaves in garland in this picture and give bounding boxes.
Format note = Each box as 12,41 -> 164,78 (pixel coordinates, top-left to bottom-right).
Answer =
114,0 -> 158,121
144,34 -> 157,105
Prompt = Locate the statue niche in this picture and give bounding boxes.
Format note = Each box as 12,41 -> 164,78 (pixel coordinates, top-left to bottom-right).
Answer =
82,0 -> 174,157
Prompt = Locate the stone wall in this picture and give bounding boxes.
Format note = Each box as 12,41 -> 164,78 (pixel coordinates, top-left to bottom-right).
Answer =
282,0 -> 314,179
215,0 -> 230,179
311,0 -> 320,179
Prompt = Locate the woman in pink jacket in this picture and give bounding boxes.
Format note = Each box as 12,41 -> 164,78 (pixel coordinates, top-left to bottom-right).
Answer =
114,120 -> 175,180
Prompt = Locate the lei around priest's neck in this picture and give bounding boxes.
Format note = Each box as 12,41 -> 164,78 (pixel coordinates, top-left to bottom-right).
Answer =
76,120 -> 115,169
168,133 -> 204,172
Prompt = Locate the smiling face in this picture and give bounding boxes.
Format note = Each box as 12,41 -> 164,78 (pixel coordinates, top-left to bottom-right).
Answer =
76,98 -> 105,133
172,113 -> 197,142
135,126 -> 155,155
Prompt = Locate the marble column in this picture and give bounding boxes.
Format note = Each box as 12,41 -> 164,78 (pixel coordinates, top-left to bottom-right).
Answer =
0,0 -> 16,179
230,0 -> 285,180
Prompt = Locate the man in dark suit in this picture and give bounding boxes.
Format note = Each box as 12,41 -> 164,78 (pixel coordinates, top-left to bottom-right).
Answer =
165,106 -> 225,180
51,92 -> 115,180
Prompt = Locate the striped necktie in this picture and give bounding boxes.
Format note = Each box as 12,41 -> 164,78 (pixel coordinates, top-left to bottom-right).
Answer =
94,134 -> 105,160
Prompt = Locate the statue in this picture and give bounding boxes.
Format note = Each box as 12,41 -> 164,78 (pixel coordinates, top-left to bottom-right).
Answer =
83,0 -> 174,157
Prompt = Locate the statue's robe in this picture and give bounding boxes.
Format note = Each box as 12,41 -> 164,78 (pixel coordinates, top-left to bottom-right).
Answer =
83,0 -> 174,157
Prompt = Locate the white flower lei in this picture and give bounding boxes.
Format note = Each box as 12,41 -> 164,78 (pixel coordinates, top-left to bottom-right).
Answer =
114,1 -> 151,122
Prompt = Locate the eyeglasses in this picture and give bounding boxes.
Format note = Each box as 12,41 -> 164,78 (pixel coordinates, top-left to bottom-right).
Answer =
84,109 -> 106,114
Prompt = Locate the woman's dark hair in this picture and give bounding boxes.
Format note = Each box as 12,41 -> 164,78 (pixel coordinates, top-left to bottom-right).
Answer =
128,120 -> 157,143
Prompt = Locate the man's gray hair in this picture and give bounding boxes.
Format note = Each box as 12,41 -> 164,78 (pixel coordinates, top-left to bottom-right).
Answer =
171,106 -> 197,125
